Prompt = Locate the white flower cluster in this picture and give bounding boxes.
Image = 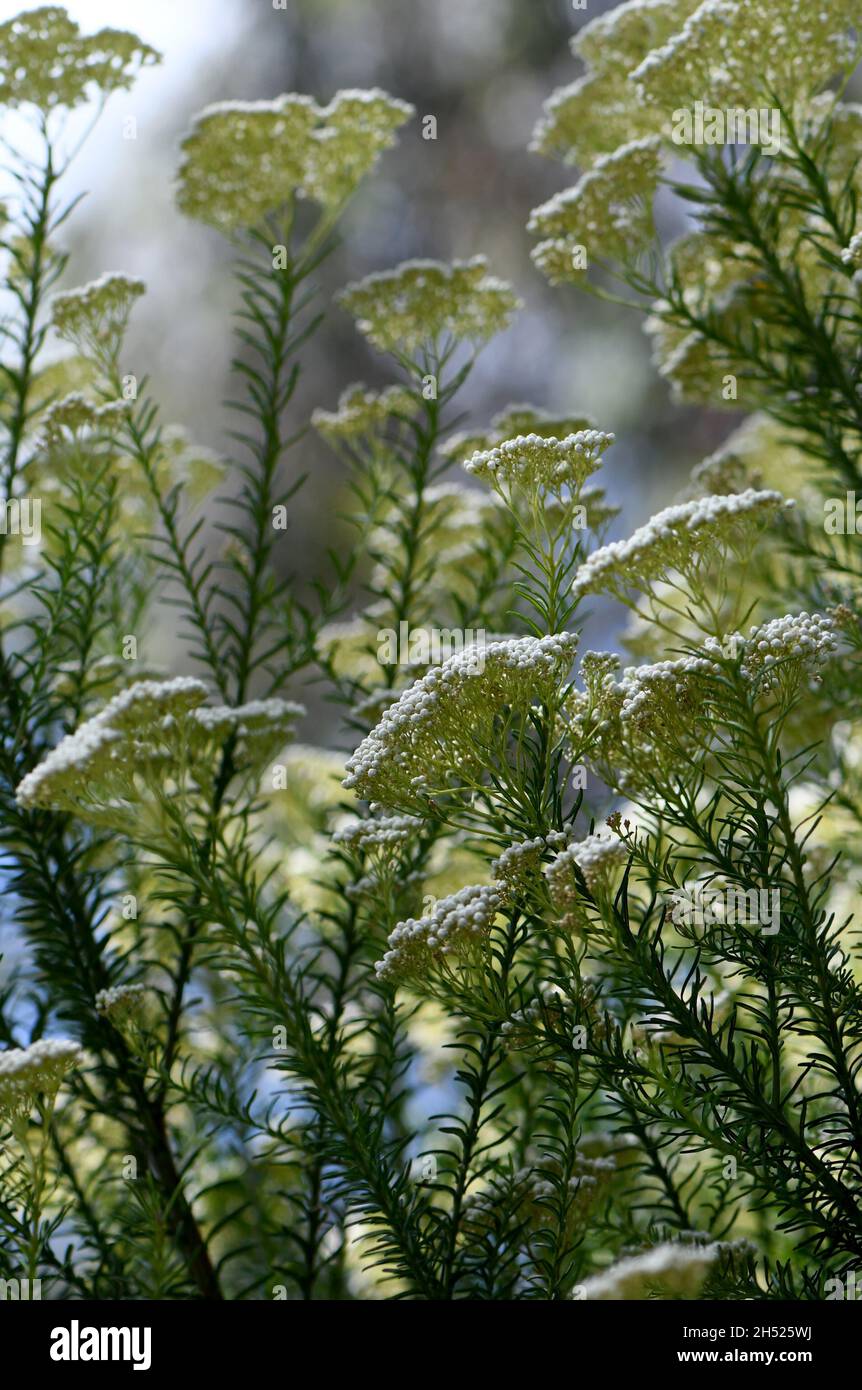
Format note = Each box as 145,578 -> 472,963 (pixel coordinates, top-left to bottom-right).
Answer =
177,89 -> 413,231
311,382 -> 415,444
841,232 -> 862,270
192,698 -> 304,763
544,829 -> 628,928
332,814 -> 422,850
375,882 -> 503,984
577,1240 -> 720,1300
529,137 -> 663,282
683,439 -> 762,500
50,273 -> 146,362
95,983 -> 145,1010
531,0 -> 700,168
441,403 -> 596,466
618,654 -> 720,731
0,1039 -> 83,1122
16,680 -> 303,822
337,256 -> 521,355
571,490 -> 792,601
549,1155 -> 617,1213
463,430 -> 615,498
16,677 -> 208,814
736,612 -> 840,691
0,7 -> 159,111
95,984 -> 148,1023
40,393 -> 128,446
550,829 -> 629,893
633,0 -> 859,112
343,633 -> 577,808
491,830 -> 575,899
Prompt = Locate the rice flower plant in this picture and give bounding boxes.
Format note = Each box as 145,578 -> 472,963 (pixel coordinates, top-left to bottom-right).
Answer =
2,0 -> 862,1317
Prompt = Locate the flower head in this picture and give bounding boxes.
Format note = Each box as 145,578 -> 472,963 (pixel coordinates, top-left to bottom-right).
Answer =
633,0 -> 859,112
577,1240 -> 719,1300
50,273 -> 146,361
343,633 -> 577,809
0,1038 -> 83,1122
337,256 -> 520,355
531,72 -> 656,169
301,89 -> 416,207
176,90 -> 412,232
571,490 -> 792,602
191,698 -> 305,764
531,1 -> 703,166
441,404 -> 595,466
529,137 -> 663,282
15,680 -> 303,829
731,612 -> 840,693
544,829 -> 628,929
842,232 -> 862,270
311,382 -> 416,444
574,0 -> 703,77
15,677 -> 208,816
0,6 -> 159,111
39,392 -> 128,447
464,430 -> 615,499
492,829 -> 576,901
618,654 -> 721,734
375,882 -> 503,984
332,813 -> 422,851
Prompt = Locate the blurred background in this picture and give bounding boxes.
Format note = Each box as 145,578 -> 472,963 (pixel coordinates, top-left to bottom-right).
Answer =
2,0 -> 740,694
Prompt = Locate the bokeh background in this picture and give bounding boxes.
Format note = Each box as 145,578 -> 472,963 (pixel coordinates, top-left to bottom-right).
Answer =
2,0 -> 742,703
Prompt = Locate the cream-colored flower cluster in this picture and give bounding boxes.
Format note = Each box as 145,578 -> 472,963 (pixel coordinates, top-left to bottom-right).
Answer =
16,679 -> 303,824
517,1153 -> 617,1229
529,0 -> 860,336
0,6 -> 159,111
577,1240 -> 720,1300
682,439 -> 763,500
301,90 -> 415,208
311,382 -> 416,445
39,392 -> 128,446
50,273 -> 146,363
491,829 -> 575,900
177,89 -> 413,233
533,0 -> 856,174
375,882 -> 503,984
342,633 -> 578,809
633,0 -> 859,112
531,1 -> 701,167
332,814 -> 422,851
547,828 -> 629,894
842,232 -> 862,270
0,1038 -> 83,1122
95,984 -> 148,1025
618,654 -> 721,733
730,612 -> 840,692
463,429 -> 615,499
463,1149 -> 616,1238
15,677 -> 209,817
567,655 -> 718,788
529,137 -> 664,281
192,698 -> 305,764
571,490 -> 792,602
337,256 -> 520,355
543,829 -> 628,929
